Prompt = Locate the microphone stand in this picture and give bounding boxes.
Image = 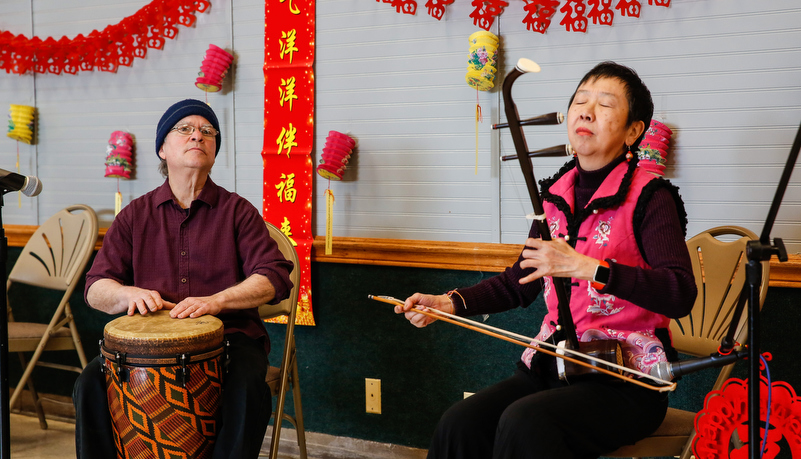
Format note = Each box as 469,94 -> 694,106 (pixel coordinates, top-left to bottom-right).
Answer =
742,121 -> 799,458
0,191 -> 10,459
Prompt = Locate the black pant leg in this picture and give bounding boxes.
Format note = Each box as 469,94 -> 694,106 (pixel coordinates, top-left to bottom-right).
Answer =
427,368 -> 546,459
493,378 -> 669,459
73,355 -> 116,459
212,333 -> 272,459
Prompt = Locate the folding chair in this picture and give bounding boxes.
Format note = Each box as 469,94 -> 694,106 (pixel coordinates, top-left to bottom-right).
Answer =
259,221 -> 307,459
7,204 -> 98,429
607,226 -> 769,459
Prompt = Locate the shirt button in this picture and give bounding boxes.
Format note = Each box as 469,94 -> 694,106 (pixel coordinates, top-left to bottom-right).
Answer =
181,251 -> 187,256
564,235 -> 570,241
593,209 -> 599,214
181,278 -> 187,284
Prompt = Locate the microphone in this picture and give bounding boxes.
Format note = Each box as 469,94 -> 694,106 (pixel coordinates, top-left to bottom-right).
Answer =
650,349 -> 749,381
493,112 -> 565,130
0,168 -> 43,197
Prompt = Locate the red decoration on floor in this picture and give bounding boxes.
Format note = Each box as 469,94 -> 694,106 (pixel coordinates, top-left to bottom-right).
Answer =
693,374 -> 801,459
470,0 -> 510,31
0,0 -> 211,75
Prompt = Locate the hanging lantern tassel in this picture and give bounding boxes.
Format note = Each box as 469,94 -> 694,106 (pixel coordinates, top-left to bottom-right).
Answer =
317,130 -> 357,254
195,44 -> 234,93
105,131 -> 134,216
465,31 -> 498,175
324,188 -> 335,255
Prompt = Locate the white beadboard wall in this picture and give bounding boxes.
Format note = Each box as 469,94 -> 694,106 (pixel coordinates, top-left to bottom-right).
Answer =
2,1 -> 801,252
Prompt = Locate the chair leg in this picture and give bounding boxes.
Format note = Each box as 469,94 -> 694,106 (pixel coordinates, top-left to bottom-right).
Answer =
269,367 -> 292,459
15,352 -> 48,429
290,358 -> 307,459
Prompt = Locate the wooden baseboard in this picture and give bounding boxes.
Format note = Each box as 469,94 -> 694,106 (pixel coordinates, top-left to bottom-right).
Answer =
6,225 -> 799,288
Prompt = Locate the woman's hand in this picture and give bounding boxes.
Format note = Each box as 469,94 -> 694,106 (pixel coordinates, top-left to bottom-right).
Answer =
394,293 -> 455,328
518,237 -> 599,284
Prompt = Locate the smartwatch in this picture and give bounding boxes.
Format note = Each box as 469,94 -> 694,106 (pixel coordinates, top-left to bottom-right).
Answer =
591,260 -> 610,290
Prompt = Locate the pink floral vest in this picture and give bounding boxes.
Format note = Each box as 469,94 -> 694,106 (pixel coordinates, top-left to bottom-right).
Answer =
521,160 -> 671,376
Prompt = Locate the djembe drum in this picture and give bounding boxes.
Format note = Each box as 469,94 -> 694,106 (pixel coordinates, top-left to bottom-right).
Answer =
101,310 -> 226,459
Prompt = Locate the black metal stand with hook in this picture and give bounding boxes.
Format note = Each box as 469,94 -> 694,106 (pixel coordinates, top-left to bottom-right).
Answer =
0,191 -> 11,459
742,120 -> 800,458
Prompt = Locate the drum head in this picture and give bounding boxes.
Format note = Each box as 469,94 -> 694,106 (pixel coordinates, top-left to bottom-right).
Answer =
104,310 -> 224,356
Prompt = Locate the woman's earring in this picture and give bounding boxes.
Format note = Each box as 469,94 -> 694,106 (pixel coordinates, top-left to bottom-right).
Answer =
625,144 -> 634,160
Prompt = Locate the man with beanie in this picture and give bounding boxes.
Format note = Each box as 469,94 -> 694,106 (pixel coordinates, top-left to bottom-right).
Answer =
73,99 -> 294,459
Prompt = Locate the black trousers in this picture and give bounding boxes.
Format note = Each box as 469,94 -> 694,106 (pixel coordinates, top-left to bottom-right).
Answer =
73,332 -> 271,459
428,358 -> 669,459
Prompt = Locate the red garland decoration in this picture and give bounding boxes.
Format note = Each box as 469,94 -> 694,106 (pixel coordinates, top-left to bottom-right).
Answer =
470,0 -> 510,31
425,0 -> 455,20
0,0 -> 211,75
523,0 -> 561,34
378,0 -> 670,34
559,0 -> 588,32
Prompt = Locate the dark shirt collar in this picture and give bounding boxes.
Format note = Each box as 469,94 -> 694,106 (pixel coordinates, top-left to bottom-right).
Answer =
575,154 -> 627,190
154,176 -> 220,209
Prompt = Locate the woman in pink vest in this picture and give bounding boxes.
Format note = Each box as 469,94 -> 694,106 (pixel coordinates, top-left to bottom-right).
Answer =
396,62 -> 697,459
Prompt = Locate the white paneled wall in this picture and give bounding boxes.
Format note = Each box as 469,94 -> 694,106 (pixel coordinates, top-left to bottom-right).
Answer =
2,1 -> 801,252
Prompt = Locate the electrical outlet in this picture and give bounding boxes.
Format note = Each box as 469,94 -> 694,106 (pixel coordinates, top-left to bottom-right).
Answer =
366,378 -> 381,414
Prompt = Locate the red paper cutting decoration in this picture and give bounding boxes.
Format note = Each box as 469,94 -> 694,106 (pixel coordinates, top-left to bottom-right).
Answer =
425,0 -> 455,20
0,0 -> 212,75
649,0 -> 670,6
470,0 -> 510,31
560,0 -> 588,32
616,0 -> 641,17
587,0 -> 614,26
195,44 -> 233,92
522,0 -> 561,34
377,0 -> 417,15
693,375 -> 801,458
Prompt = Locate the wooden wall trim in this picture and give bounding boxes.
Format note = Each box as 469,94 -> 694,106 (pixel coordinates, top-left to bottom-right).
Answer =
6,225 -> 799,287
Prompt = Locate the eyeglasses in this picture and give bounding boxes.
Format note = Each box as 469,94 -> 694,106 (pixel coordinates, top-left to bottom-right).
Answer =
171,124 -> 218,138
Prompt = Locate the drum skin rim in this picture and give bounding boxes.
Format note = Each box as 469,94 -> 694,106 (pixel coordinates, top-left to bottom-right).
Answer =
103,310 -> 224,356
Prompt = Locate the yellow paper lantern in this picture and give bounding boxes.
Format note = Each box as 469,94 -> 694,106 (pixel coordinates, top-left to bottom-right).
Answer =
7,104 -> 35,144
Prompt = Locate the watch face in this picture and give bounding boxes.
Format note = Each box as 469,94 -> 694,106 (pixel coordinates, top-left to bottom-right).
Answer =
594,264 -> 610,285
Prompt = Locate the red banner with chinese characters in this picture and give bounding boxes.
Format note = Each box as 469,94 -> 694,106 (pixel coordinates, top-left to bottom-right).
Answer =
263,0 -> 315,325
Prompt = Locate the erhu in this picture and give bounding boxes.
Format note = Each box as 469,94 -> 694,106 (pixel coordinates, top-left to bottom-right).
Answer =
494,58 -> 624,382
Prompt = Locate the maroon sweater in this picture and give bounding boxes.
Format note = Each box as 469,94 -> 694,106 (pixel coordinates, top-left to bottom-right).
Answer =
451,157 -> 697,321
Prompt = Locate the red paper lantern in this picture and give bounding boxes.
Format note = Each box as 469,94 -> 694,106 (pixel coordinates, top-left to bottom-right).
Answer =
195,44 -> 234,92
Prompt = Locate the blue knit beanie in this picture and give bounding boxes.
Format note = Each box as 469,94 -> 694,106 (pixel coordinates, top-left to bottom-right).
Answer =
155,99 -> 221,157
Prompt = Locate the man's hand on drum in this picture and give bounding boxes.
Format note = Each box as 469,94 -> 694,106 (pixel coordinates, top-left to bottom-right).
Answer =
125,287 -> 170,316
518,237 -> 598,285
169,296 -> 223,319
395,293 -> 455,328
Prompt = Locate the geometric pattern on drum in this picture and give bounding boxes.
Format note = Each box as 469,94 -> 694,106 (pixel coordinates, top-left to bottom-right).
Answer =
104,356 -> 223,459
